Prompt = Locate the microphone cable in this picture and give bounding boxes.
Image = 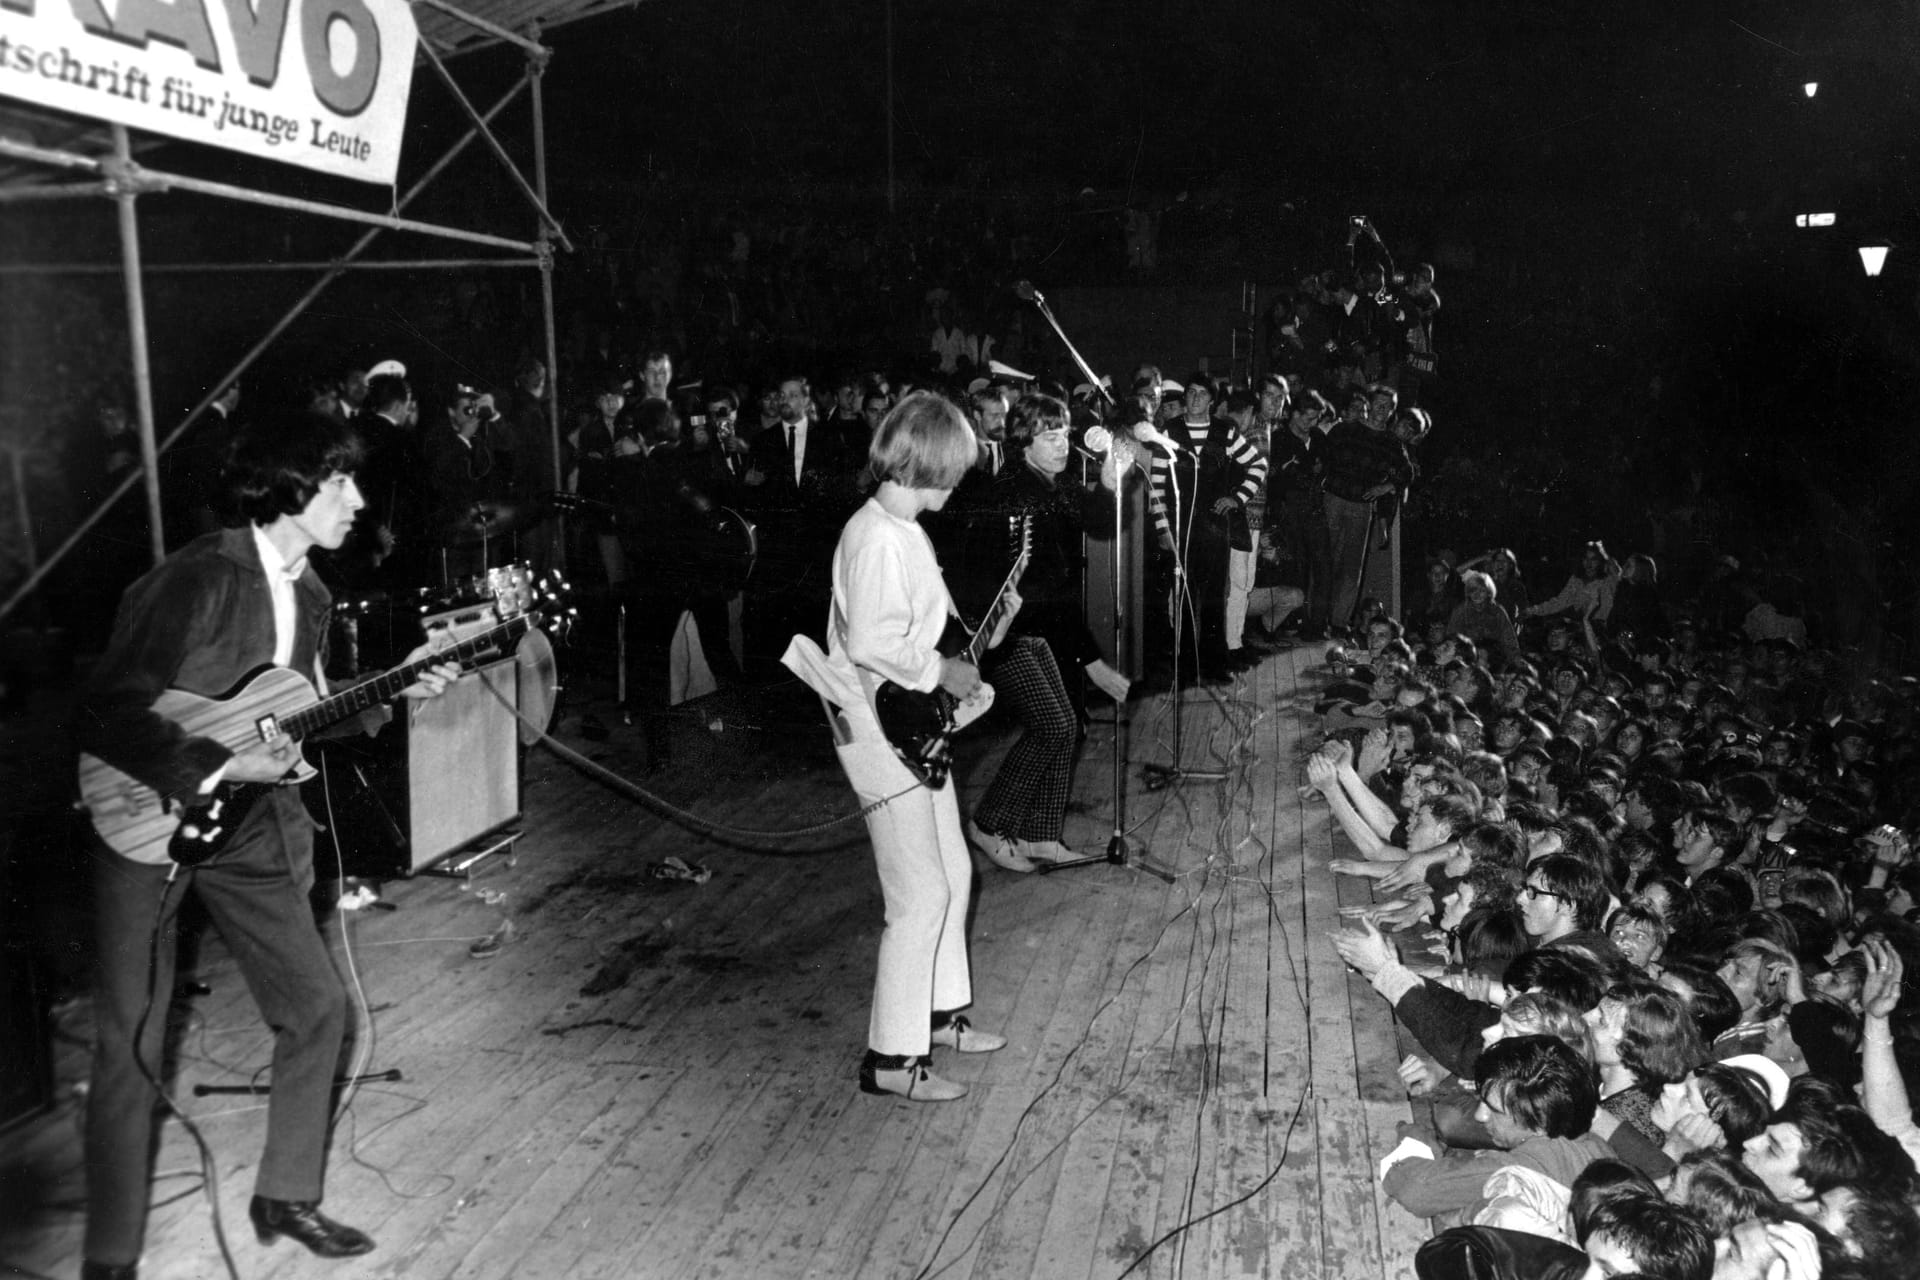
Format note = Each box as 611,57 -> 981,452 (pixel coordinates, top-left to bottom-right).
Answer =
128,865 -> 245,1280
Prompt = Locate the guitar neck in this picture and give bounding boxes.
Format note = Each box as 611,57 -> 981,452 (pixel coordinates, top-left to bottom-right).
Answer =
962,516 -> 1032,668
280,615 -> 531,740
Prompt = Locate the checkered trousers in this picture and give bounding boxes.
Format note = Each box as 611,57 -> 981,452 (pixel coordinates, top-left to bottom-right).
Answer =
973,635 -> 1078,842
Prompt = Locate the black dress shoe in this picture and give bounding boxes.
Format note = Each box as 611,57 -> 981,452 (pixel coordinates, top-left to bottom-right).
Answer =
249,1196 -> 375,1258
81,1262 -> 137,1280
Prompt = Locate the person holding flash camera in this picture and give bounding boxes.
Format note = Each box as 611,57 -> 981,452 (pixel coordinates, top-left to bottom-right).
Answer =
423,382 -> 504,580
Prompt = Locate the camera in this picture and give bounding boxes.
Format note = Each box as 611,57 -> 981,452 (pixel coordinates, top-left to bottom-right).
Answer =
1350,215 -> 1367,227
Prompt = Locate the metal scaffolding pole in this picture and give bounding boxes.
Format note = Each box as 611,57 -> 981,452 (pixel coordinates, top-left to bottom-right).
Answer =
0,73 -> 537,626
531,42 -> 565,525
418,38 -> 572,252
0,181 -> 111,204
109,125 -> 166,567
0,138 -> 538,254
0,258 -> 541,275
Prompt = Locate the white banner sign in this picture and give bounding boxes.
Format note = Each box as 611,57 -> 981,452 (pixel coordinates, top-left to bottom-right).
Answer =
0,0 -> 418,184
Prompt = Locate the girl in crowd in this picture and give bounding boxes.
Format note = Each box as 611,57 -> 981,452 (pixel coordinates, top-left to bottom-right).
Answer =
1525,540 -> 1621,629
1446,570 -> 1522,667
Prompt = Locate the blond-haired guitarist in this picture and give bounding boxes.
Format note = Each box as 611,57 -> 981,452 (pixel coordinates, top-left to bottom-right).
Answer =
74,413 -> 460,1280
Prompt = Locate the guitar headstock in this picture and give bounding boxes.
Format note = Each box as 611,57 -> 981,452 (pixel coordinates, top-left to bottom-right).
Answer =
1010,513 -> 1034,577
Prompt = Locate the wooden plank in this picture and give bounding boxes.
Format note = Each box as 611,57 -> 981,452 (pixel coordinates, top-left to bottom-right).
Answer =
445,1064 -> 689,1280
673,1061 -> 866,1278
19,654 -> 1442,1280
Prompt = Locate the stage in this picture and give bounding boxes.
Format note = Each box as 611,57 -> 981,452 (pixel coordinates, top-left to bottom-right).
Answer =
3,640 -> 1429,1280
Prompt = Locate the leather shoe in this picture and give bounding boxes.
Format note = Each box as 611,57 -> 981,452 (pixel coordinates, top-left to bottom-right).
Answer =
81,1263 -> 138,1280
249,1196 -> 375,1258
966,818 -> 1037,873
859,1050 -> 967,1101
931,1012 -> 1007,1053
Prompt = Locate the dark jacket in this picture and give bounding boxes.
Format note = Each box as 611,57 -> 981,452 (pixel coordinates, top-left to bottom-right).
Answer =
79,526 -> 328,801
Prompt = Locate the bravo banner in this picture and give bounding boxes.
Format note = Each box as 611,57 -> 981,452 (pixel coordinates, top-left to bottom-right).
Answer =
0,0 -> 417,184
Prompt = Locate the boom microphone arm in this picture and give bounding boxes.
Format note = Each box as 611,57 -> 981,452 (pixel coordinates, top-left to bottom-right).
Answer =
1015,280 -> 1113,405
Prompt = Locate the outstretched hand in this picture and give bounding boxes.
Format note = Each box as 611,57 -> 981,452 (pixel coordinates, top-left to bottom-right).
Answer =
1356,728 -> 1391,779
1329,914 -> 1396,978
1862,937 -> 1905,1020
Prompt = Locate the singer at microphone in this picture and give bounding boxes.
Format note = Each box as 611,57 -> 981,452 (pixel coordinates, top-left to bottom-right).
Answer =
949,392 -> 1132,751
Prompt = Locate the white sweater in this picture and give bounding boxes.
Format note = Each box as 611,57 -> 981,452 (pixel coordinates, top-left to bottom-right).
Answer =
816,498 -> 954,741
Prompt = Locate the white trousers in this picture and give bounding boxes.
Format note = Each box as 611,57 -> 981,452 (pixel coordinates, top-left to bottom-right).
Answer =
1225,546 -> 1257,650
834,739 -> 974,1056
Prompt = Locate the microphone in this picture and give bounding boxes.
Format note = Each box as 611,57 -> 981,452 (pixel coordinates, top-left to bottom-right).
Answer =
1014,279 -> 1043,304
1076,424 -> 1144,474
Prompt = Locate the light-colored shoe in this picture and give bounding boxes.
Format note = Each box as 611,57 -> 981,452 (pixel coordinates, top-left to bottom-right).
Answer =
1016,839 -> 1077,865
859,1052 -> 968,1101
930,1013 -> 1007,1053
966,818 -> 1037,873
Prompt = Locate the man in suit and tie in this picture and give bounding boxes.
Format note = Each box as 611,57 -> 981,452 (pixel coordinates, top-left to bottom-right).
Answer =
746,374 -> 821,501
971,384 -> 1010,477
744,374 -> 837,657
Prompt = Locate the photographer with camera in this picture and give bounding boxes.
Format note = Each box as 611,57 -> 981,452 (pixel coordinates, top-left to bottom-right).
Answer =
422,382 -> 504,581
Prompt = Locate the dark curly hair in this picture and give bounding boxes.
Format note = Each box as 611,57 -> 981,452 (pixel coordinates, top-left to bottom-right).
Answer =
225,413 -> 365,525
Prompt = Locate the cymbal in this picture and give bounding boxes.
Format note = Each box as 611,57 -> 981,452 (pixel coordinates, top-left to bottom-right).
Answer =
440,501 -> 547,546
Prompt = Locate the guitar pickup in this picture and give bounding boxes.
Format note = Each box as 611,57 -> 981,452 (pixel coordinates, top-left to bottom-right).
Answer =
254,713 -> 282,740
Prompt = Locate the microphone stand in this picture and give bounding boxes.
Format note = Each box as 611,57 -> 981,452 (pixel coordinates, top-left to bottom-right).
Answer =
1017,281 -> 1174,883
1142,438 -> 1227,791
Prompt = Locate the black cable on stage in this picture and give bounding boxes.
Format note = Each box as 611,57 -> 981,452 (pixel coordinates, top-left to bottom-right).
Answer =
482,678 -> 920,848
130,868 -> 243,1280
913,652 -> 1317,1280
1104,659 -> 1319,1279
910,889 -> 1208,1280
1112,1088 -> 1311,1280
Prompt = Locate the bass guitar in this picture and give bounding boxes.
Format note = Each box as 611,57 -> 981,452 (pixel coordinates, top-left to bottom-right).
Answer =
77,611 -> 536,867
873,515 -> 1032,789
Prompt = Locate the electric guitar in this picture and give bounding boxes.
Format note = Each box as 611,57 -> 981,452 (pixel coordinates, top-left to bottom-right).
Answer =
873,515 -> 1032,789
77,611 -> 536,867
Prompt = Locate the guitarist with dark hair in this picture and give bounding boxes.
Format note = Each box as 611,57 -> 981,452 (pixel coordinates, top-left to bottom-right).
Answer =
75,413 -> 461,1280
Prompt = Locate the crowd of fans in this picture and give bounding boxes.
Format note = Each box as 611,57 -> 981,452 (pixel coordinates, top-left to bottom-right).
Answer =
1303,537 -> 1920,1279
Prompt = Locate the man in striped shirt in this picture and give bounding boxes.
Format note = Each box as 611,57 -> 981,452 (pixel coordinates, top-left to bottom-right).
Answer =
1148,376 -> 1269,677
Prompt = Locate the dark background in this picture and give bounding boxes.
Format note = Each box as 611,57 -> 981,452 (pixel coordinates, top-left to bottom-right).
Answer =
4,0 -> 1920,651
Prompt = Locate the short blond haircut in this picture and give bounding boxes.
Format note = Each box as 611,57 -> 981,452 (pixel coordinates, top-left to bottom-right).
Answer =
868,390 -> 977,490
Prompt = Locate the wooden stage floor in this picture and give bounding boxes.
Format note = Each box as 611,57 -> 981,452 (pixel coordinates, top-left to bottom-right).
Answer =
3,641 -> 1428,1280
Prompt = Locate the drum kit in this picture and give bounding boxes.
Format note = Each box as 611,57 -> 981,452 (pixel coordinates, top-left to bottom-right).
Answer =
328,563 -> 571,672
326,491 -> 757,680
